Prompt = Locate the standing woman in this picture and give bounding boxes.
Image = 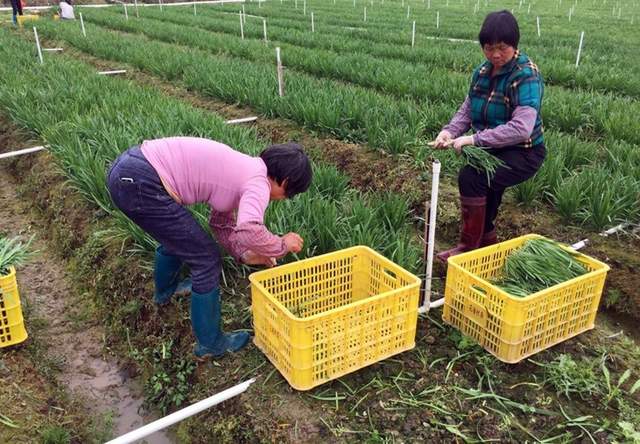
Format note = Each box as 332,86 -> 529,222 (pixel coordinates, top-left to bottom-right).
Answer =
10,0 -> 23,25
434,10 -> 546,261
107,137 -> 312,358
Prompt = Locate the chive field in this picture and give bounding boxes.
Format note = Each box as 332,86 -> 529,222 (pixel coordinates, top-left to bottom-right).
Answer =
1,0 -> 639,441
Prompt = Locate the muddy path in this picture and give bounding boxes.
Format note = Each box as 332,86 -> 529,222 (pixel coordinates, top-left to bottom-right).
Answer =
0,122 -> 173,443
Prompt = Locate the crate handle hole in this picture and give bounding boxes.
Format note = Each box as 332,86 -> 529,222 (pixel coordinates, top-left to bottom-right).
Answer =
471,285 -> 488,299
383,269 -> 397,281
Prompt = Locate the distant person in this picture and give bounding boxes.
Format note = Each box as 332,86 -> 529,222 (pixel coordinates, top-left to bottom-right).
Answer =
59,0 -> 74,19
433,10 -> 545,261
107,138 -> 312,359
10,0 -> 24,25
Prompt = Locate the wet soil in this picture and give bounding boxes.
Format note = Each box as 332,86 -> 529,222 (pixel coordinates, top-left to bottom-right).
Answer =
0,117 -> 172,443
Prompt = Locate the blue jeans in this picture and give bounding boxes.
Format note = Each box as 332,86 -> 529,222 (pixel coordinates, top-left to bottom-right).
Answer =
107,146 -> 222,293
11,0 -> 22,22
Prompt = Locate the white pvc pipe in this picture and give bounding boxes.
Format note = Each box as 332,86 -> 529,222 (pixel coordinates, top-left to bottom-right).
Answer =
134,0 -> 139,17
303,0 -> 306,15
602,223 -> 627,236
411,20 -> 415,47
575,31 -> 584,68
98,70 -> 127,75
239,11 -> 244,39
105,379 -> 256,444
571,239 -> 588,250
43,48 -> 64,51
569,222 -> 630,251
263,18 -> 268,43
0,0 -> 242,10
33,27 -> 44,65
0,146 -> 47,160
276,47 -> 284,97
536,16 -> 541,37
424,35 -> 474,43
311,11 -> 314,32
123,2 -> 129,19
127,0 -> 239,5
225,116 -> 258,124
80,12 -> 86,37
436,11 -> 440,28
193,1 -> 196,15
364,6 -> 366,21
419,160 -> 441,314
407,4 -> 410,18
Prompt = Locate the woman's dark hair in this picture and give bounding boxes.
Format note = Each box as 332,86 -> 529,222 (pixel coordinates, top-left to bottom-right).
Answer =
478,10 -> 520,48
260,142 -> 312,198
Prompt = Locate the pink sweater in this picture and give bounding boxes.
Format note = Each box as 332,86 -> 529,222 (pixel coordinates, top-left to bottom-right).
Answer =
141,137 -> 286,260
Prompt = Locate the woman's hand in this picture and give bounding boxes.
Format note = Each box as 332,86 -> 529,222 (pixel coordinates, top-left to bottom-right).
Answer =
241,250 -> 277,267
283,232 -> 304,254
433,130 -> 453,149
451,135 -> 475,154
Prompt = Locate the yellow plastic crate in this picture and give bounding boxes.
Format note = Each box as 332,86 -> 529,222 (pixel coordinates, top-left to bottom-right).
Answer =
0,267 -> 28,348
17,14 -> 40,27
443,234 -> 609,363
250,246 -> 421,390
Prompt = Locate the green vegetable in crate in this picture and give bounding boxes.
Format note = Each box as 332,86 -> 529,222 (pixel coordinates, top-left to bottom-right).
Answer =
0,235 -> 34,276
430,11 -> 546,263
0,235 -> 32,349
493,238 -> 588,297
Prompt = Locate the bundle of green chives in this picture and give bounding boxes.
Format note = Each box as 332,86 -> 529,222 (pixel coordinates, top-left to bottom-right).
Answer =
0,236 -> 34,276
461,146 -> 509,185
493,238 -> 588,297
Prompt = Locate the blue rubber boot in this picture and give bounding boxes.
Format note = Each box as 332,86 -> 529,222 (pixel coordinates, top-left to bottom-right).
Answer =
191,288 -> 250,359
12,14 -> 17,25
153,245 -> 192,305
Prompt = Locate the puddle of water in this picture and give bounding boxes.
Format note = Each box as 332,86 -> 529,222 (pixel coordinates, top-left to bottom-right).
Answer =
66,351 -> 174,443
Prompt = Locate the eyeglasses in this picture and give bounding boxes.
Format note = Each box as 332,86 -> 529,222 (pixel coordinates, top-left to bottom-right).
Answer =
482,43 -> 512,53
